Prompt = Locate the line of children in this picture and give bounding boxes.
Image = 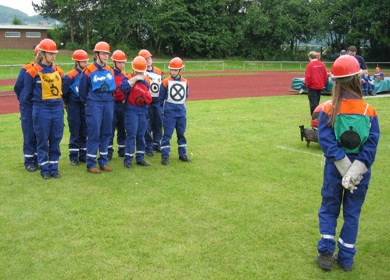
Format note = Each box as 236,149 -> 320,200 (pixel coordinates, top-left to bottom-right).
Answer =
15,41 -> 192,176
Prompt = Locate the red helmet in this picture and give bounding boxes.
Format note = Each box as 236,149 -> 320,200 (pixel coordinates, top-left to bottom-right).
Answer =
132,56 -> 147,72
39,38 -> 58,53
93,41 -> 110,53
34,44 -> 40,56
72,49 -> 89,61
311,100 -> 332,127
168,57 -> 184,70
111,50 -> 127,62
331,55 -> 361,78
138,49 -> 152,58
316,52 -> 321,59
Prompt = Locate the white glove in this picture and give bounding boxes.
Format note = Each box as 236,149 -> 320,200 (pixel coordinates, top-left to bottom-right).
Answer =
127,75 -> 144,87
334,156 -> 351,177
342,160 -> 368,192
341,176 -> 358,193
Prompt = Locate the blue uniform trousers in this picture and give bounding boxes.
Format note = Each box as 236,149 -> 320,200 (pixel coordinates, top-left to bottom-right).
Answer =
108,101 -> 126,158
67,101 -> 87,162
161,115 -> 187,159
20,102 -> 37,167
32,102 -> 64,176
145,100 -> 163,153
85,100 -> 114,168
318,160 -> 370,269
124,105 -> 148,164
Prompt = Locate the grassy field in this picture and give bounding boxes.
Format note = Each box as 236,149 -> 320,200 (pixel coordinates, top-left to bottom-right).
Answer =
0,94 -> 389,279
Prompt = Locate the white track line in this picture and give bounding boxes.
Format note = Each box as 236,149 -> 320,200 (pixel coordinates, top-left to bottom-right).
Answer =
276,145 -> 323,157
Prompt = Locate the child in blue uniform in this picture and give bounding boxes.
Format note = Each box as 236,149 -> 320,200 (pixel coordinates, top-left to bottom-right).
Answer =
316,55 -> 380,271
159,57 -> 191,165
14,45 -> 40,172
22,39 -> 65,179
62,49 -> 89,166
120,56 -> 152,168
108,50 -> 128,160
79,41 -> 115,174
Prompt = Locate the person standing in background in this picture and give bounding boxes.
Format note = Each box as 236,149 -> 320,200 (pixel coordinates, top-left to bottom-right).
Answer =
347,46 -> 368,75
79,41 -> 115,174
138,49 -> 164,157
108,50 -> 128,160
304,51 -> 328,115
14,45 -> 40,172
62,49 -> 89,166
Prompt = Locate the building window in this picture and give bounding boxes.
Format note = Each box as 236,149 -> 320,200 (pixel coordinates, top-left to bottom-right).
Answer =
26,32 -> 41,38
5,32 -> 21,38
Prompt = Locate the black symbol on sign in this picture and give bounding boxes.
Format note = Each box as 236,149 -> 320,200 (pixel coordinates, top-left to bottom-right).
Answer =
50,84 -> 59,96
169,83 -> 185,101
151,83 -> 159,94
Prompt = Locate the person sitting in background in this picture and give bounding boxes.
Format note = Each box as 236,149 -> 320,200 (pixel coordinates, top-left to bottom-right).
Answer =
373,67 -> 385,81
361,73 -> 375,96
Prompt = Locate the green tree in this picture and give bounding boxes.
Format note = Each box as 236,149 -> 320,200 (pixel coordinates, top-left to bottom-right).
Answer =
11,16 -> 22,25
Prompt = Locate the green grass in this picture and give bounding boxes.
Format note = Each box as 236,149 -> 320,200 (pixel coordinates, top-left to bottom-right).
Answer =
1,95 -> 389,279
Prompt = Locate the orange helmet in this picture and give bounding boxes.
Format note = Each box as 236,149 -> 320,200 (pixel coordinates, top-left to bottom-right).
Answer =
132,56 -> 147,72
168,57 -> 184,69
375,67 -> 380,71
93,41 -> 110,53
331,55 -> 361,78
138,49 -> 152,58
111,50 -> 127,62
33,44 -> 40,56
39,38 -> 58,53
316,52 -> 321,59
72,49 -> 89,61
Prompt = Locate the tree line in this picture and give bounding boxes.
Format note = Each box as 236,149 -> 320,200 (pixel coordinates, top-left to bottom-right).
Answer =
33,0 -> 390,61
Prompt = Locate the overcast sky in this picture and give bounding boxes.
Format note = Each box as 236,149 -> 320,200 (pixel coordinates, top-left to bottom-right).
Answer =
0,0 -> 42,16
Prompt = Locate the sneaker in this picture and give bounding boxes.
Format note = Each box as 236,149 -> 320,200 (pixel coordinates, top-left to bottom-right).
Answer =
124,162 -> 133,168
25,164 -> 38,172
161,157 -> 169,165
146,151 -> 155,157
70,159 -> 79,166
87,167 -> 101,174
52,173 -> 61,179
334,254 -> 353,271
100,165 -> 113,172
179,155 -> 191,162
79,158 -> 86,163
136,160 -> 150,166
41,173 -> 52,180
316,254 -> 334,271
299,89 -> 304,94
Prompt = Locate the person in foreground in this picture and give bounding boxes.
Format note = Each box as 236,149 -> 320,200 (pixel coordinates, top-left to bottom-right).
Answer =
316,55 -> 380,271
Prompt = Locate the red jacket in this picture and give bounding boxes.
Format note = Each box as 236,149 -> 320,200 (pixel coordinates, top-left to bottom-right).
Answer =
305,60 -> 328,90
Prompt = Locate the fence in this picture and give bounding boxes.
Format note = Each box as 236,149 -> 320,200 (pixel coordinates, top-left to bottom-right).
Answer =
1,61 -> 389,80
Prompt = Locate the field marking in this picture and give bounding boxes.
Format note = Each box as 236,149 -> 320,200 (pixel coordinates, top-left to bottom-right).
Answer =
276,145 -> 323,157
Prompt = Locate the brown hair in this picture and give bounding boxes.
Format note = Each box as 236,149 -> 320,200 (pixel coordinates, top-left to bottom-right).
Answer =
328,74 -> 363,126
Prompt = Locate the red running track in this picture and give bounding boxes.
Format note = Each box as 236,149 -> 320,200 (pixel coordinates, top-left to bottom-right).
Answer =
0,71 -> 300,115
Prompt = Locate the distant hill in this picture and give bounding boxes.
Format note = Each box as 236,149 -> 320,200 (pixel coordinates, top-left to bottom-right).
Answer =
0,5 -> 56,25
